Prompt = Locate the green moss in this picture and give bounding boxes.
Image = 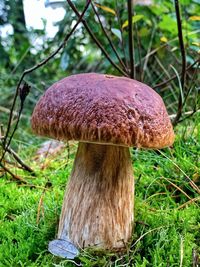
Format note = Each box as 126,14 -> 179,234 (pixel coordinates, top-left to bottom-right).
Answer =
0,114 -> 199,266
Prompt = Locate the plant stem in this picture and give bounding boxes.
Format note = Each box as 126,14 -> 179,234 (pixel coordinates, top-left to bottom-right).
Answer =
0,0 -> 92,164
127,0 -> 134,79
91,2 -> 128,72
67,0 -> 128,77
173,0 -> 186,126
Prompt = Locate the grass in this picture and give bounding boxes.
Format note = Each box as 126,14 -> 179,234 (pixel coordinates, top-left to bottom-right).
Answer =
0,113 -> 199,267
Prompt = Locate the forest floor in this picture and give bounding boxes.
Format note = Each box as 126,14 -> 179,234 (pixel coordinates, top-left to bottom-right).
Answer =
0,113 -> 199,267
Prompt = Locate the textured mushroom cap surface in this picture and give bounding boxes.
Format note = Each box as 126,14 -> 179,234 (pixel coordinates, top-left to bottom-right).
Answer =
31,73 -> 174,148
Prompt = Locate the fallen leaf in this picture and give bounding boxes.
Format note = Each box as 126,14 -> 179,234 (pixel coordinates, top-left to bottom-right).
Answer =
94,3 -> 116,16
189,16 -> 200,21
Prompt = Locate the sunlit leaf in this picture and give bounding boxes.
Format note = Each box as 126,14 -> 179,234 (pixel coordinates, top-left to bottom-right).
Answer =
171,47 -> 178,52
94,3 -> 116,16
160,36 -> 168,43
122,15 -> 144,29
189,16 -> 200,21
122,20 -> 129,29
111,28 -> 122,41
192,42 -> 200,47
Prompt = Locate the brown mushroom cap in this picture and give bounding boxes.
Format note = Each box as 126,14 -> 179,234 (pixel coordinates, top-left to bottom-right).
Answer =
31,73 -> 174,148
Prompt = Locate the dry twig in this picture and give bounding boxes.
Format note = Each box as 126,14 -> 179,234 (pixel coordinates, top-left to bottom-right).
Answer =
158,150 -> 200,196
36,180 -> 52,225
127,0 -> 134,78
0,162 -> 28,184
66,0 -> 128,77
173,0 -> 187,126
0,0 -> 92,164
91,2 -> 128,72
177,196 -> 200,210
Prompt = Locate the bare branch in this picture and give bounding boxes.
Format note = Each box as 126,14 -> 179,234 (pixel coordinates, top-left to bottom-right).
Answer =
6,146 -> 35,174
0,161 -> 28,184
91,2 -> 128,72
153,58 -> 200,89
127,0 -> 134,78
0,0 -> 92,164
173,0 -> 187,126
67,0 -> 128,77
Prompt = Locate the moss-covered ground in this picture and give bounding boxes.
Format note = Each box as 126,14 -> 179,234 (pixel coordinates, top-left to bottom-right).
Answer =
0,113 -> 199,266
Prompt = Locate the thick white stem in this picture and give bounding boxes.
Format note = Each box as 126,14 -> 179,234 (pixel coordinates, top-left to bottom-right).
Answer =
58,142 -> 134,250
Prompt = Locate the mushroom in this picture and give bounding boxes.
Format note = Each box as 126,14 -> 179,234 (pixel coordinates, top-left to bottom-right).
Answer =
31,73 -> 174,257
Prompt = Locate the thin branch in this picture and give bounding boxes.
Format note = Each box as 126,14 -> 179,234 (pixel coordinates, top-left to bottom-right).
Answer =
37,184 -> 47,225
131,226 -> 164,248
141,26 -> 156,81
173,0 -> 187,126
0,0 -> 92,164
177,196 -> 200,210
175,0 -> 186,89
1,83 -> 30,163
0,162 -> 28,184
135,29 -> 200,69
135,21 -> 142,81
153,58 -> 200,89
177,106 -> 199,123
66,0 -> 128,77
158,149 -> 200,196
127,0 -> 134,78
6,146 -> 35,174
91,2 -> 128,72
155,55 -> 178,101
115,0 -> 128,67
182,61 -> 200,107
36,180 -> 53,224
162,177 -> 192,201
169,109 -> 200,120
0,106 -> 28,119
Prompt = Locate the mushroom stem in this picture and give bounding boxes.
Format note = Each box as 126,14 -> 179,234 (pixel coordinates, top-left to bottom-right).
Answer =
58,142 -> 134,250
